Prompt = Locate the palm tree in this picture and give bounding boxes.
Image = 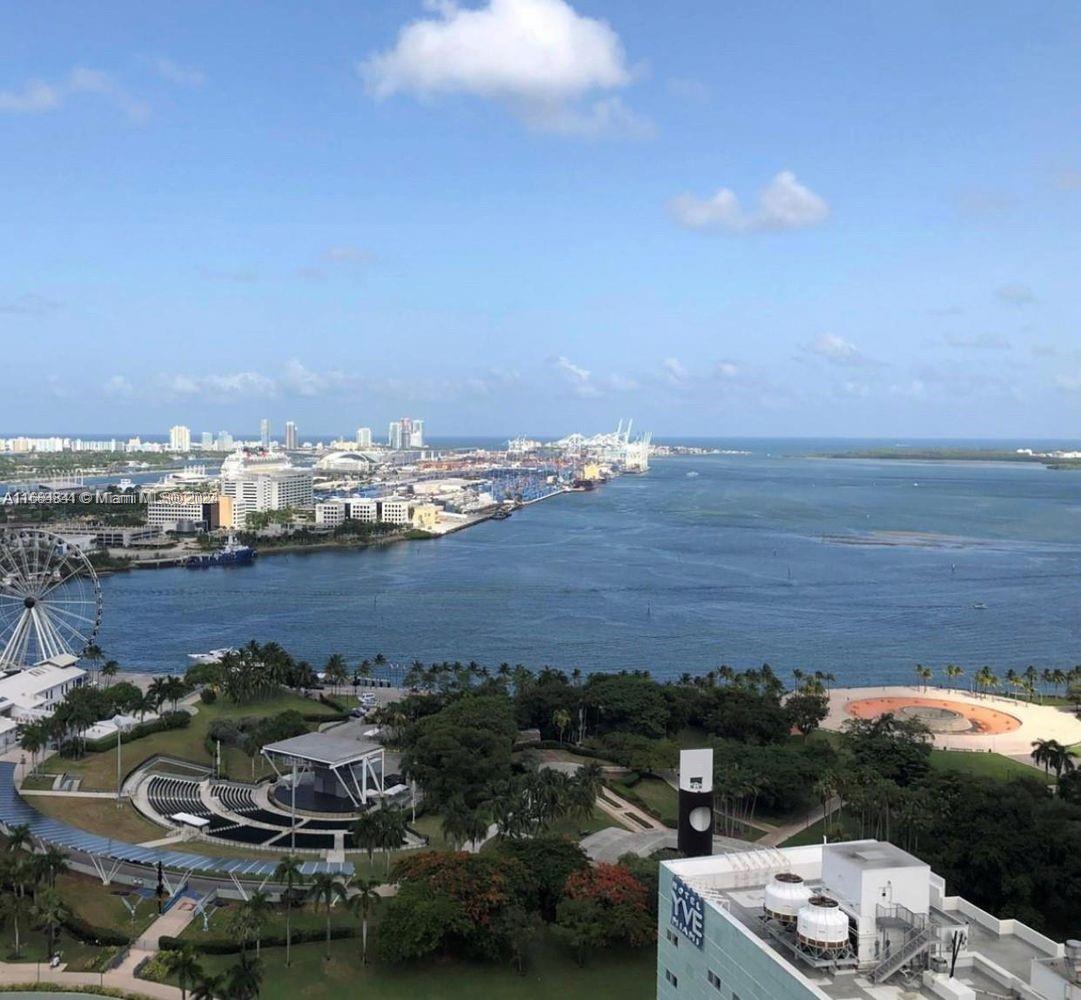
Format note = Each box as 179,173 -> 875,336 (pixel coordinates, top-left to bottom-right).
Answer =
307,872 -> 346,959
324,653 -> 348,695
347,878 -> 381,964
241,890 -> 271,957
101,660 -> 120,685
37,845 -> 68,888
82,642 -> 104,684
161,946 -> 203,1000
224,952 -> 262,1000
273,855 -> 304,968
190,973 -> 222,1000
551,708 -> 571,744
944,663 -> 964,691
18,723 -> 46,777
30,887 -> 68,960
376,805 -> 408,872
353,810 -> 383,868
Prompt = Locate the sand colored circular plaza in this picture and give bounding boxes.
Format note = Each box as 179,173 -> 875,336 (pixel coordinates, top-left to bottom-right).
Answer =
846,695 -> 1021,734
822,685 -> 1081,756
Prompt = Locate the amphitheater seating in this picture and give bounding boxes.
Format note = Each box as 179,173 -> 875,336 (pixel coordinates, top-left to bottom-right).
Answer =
271,831 -> 337,850
147,777 -> 211,819
144,776 -> 353,853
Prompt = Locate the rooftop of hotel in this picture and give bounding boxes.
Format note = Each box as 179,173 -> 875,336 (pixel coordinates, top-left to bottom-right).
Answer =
664,842 -> 1067,1000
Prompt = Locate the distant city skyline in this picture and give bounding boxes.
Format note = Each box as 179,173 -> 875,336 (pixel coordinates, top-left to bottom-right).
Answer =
3,1 -> 1080,436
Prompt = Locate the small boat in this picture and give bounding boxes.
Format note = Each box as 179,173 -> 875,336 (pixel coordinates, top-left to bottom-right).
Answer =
490,508 -> 512,520
972,602 -> 987,610
116,478 -> 137,491
187,647 -> 237,664
686,471 -> 699,478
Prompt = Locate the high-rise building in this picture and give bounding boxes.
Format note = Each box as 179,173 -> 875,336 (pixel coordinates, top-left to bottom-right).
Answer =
215,430 -> 234,451
388,417 -> 423,450
169,425 -> 191,452
356,426 -> 372,448
260,418 -> 270,450
284,421 -> 298,450
200,431 -> 213,448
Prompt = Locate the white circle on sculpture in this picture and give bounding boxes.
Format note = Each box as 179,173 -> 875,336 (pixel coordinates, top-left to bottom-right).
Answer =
689,806 -> 711,832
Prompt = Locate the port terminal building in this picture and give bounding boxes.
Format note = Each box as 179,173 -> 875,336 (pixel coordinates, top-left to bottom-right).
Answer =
658,840 -> 1076,1000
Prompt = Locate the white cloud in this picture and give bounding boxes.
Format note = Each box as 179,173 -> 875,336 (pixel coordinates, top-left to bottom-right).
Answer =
149,57 -> 205,87
160,371 -> 277,398
0,80 -> 61,113
670,171 -> 829,234
662,356 -> 688,386
359,0 -> 647,137
551,354 -> 602,396
804,333 -> 872,367
1054,370 -> 1081,393
103,375 -> 135,399
0,67 -> 148,121
996,284 -> 1036,306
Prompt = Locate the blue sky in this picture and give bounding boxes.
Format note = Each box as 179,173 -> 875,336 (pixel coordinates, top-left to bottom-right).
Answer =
2,0 -> 1080,438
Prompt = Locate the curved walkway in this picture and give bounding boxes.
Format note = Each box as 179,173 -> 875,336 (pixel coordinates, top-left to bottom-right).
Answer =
823,685 -> 1081,755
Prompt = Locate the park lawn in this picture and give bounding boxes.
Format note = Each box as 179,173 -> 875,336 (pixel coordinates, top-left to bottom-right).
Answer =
2,927 -> 106,970
180,901 -> 358,945
156,930 -> 656,1000
928,749 -> 1045,782
612,776 -> 677,827
55,871 -> 159,938
27,795 -> 164,843
56,693 -> 340,791
779,817 -> 830,848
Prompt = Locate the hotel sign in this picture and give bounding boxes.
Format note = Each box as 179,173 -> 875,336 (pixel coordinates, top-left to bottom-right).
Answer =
670,876 -> 705,948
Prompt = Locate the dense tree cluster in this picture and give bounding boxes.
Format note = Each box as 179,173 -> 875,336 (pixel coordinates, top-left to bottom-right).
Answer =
378,843 -> 654,969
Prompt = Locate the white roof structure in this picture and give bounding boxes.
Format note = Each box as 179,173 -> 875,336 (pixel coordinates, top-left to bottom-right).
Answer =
0,656 -> 86,717
262,731 -> 381,766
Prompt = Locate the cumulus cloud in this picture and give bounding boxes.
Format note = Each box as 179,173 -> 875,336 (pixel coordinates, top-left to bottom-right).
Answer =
159,371 -> 278,398
996,284 -> 1036,306
662,356 -> 689,386
0,67 -> 148,121
359,0 -> 648,137
804,333 -> 873,367
670,171 -> 829,234
149,56 -> 205,87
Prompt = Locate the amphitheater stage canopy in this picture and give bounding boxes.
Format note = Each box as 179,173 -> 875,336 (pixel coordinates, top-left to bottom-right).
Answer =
261,732 -> 384,811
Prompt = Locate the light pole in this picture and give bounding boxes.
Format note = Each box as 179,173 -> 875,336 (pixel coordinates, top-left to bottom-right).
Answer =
113,715 -> 124,806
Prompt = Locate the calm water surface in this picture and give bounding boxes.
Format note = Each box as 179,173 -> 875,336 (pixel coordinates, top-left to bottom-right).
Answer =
95,441 -> 1081,684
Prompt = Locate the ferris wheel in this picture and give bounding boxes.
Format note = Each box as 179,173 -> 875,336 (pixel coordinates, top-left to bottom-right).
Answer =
0,528 -> 103,670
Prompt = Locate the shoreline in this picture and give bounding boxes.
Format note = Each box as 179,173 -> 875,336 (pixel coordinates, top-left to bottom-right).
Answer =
92,484 -> 582,573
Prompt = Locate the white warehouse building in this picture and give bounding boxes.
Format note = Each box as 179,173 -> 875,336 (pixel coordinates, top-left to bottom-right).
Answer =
658,840 -> 1076,1000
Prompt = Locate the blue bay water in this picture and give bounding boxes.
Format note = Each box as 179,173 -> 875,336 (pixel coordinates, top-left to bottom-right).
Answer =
93,439 -> 1081,685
